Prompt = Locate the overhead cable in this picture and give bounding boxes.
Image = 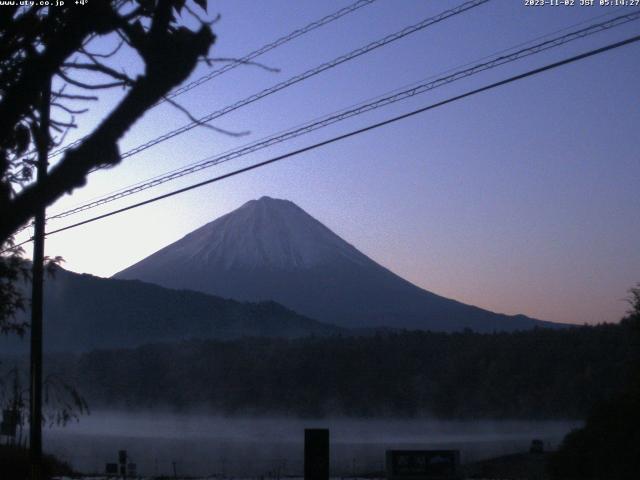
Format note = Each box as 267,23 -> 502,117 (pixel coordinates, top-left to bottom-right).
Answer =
31,34 -> 640,243
46,0 -> 380,159
46,9 -> 640,221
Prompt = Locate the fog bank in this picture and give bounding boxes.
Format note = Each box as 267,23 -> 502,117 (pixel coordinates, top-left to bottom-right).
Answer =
44,411 -> 579,476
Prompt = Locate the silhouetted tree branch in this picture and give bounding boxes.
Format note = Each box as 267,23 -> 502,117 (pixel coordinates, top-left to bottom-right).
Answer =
0,0 -> 216,245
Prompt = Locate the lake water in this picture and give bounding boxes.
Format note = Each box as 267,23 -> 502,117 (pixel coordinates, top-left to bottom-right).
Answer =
43,411 -> 579,477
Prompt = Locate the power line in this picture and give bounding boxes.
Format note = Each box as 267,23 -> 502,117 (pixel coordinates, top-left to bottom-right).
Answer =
2,237 -> 33,253
54,6 -> 630,215
6,0 -> 491,238
54,0 -> 485,177
164,0 -> 378,102
110,0 -> 489,163
33,34 -> 640,242
45,10 -> 640,221
46,0 -> 379,159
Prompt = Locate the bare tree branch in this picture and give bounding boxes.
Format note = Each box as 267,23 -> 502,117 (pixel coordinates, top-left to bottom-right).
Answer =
51,122 -> 73,149
51,103 -> 89,115
199,56 -> 280,73
79,40 -> 124,59
162,95 -> 250,137
52,92 -> 99,101
183,4 -> 219,27
0,3 -> 216,242
50,118 -> 77,130
0,2 -> 116,147
56,70 -> 128,90
62,62 -> 136,86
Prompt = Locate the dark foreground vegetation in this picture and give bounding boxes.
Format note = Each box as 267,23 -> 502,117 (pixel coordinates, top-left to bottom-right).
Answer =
547,292 -> 640,480
34,317 -> 638,420
548,285 -> 640,480
548,378 -> 640,479
0,445 -> 73,479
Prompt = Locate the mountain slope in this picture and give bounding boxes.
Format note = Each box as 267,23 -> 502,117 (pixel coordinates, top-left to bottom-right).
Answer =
115,196 -> 558,332
1,267 -> 342,353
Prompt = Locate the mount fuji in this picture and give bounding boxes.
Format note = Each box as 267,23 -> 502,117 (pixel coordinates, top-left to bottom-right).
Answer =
114,196 -> 557,332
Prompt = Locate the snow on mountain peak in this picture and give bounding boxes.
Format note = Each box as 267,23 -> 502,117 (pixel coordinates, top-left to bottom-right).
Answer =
154,197 -> 369,271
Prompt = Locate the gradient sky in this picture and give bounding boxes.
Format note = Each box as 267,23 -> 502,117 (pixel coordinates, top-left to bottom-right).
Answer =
16,0 -> 640,325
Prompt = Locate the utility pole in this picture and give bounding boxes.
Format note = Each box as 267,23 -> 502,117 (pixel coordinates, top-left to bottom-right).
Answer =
30,77 -> 51,480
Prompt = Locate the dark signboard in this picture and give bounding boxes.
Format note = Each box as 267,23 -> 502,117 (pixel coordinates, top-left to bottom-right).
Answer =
386,450 -> 459,480
304,428 -> 329,480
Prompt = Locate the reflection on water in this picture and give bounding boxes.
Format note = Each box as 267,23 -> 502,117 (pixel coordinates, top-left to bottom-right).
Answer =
44,411 -> 579,476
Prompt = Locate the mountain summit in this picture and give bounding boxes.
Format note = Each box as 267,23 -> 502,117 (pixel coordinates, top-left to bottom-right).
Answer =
148,196 -> 371,271
114,196 -> 556,332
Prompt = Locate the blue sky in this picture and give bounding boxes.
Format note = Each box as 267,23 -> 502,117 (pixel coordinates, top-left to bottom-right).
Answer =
20,0 -> 640,325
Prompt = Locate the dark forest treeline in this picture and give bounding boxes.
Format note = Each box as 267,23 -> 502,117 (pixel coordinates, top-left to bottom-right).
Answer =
38,319 -> 639,419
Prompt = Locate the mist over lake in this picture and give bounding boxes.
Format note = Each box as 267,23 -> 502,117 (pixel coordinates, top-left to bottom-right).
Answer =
43,411 -> 579,477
